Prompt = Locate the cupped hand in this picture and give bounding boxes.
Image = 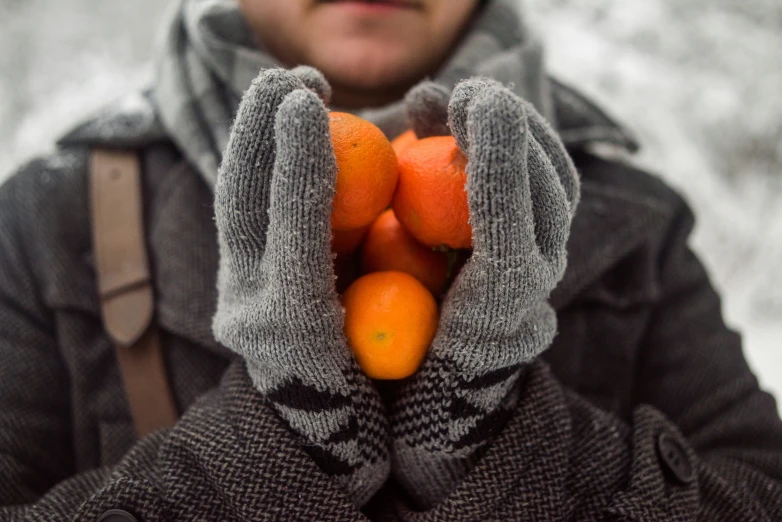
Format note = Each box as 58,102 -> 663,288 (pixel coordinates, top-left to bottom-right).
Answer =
212,67 -> 389,507
391,78 -> 580,509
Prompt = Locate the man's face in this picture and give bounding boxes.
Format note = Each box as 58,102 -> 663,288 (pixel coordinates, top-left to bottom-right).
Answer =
238,0 -> 480,106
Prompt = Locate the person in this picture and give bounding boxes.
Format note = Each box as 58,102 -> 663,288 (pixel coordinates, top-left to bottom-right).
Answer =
1,0 -> 781,520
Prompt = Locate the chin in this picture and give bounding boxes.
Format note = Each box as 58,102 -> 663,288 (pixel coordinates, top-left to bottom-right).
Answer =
307,38 -> 432,97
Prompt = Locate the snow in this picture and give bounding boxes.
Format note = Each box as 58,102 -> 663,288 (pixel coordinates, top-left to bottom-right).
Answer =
525,0 -> 782,408
1,0 -> 780,409
0,0 -> 170,175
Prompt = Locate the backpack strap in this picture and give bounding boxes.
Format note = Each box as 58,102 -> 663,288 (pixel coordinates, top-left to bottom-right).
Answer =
89,148 -> 178,438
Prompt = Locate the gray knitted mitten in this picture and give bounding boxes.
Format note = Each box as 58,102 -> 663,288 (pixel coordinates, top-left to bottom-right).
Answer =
390,79 -> 580,509
212,67 -> 389,507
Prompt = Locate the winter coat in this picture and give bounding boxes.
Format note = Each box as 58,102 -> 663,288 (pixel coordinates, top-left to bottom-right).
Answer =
1,82 -> 781,521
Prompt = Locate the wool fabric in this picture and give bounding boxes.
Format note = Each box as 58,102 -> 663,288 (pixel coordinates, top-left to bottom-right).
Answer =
212,67 -> 389,506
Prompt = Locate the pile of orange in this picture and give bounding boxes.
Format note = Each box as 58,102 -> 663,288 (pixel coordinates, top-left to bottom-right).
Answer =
327,112 -> 471,379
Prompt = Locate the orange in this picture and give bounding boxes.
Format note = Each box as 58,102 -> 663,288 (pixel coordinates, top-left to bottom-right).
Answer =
329,112 -> 399,231
332,225 -> 369,258
342,271 -> 438,380
391,129 -> 418,156
392,136 -> 472,249
361,209 -> 449,296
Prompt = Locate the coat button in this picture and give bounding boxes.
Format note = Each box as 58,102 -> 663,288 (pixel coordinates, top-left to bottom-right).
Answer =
657,432 -> 694,484
98,509 -> 139,522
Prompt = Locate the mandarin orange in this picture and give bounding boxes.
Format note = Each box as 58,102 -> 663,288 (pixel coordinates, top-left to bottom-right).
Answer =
342,271 -> 438,380
329,112 -> 399,231
332,225 -> 369,258
391,129 -> 418,157
361,209 -> 449,296
392,136 -> 472,249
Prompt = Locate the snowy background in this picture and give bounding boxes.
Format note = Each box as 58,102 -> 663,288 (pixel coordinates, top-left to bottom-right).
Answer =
1,0 -> 780,409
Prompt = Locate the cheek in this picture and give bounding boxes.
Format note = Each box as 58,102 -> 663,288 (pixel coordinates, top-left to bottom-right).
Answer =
239,1 -> 312,56
428,0 -> 481,45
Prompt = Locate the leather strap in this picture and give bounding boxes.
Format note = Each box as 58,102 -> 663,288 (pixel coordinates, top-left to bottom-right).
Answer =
89,149 -> 178,438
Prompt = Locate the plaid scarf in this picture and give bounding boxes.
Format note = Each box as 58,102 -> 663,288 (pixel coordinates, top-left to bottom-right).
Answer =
153,0 -> 553,186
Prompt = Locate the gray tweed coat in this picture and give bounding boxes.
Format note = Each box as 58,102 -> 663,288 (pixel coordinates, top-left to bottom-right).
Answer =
1,83 -> 781,521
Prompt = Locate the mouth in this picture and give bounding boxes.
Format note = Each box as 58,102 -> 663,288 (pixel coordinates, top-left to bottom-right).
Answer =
317,0 -> 422,10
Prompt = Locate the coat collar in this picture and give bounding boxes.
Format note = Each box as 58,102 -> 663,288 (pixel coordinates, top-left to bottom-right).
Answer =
58,80 -> 639,154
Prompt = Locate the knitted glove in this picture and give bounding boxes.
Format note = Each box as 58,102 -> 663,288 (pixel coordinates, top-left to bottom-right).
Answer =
390,78 -> 580,509
212,67 -> 389,507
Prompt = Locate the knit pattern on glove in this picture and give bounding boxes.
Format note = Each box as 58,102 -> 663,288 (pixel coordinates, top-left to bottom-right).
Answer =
390,79 -> 580,509
212,67 -> 389,507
